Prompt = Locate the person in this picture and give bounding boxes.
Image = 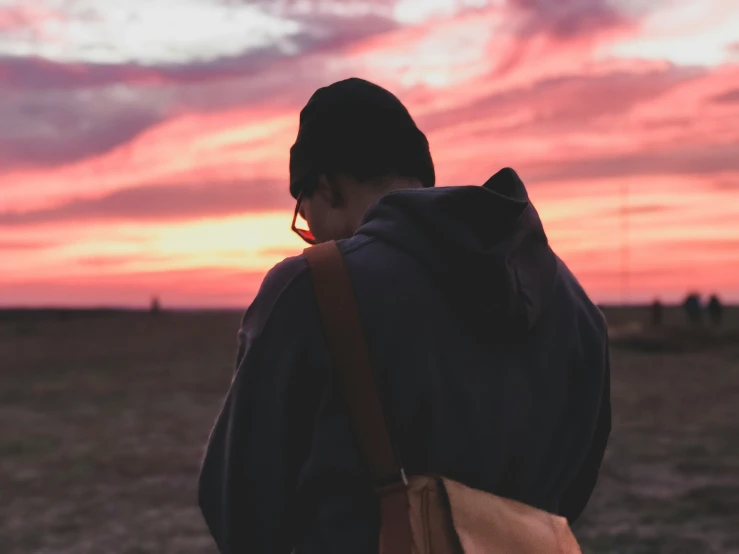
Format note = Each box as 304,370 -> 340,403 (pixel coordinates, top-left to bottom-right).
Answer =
198,78 -> 611,554
683,293 -> 702,325
651,298 -> 663,326
707,294 -> 723,326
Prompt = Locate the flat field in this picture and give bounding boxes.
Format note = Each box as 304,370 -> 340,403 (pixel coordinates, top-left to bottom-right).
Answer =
1,306 -> 738,553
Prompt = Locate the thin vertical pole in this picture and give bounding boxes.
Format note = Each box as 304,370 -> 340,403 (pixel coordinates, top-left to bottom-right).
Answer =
620,180 -> 630,305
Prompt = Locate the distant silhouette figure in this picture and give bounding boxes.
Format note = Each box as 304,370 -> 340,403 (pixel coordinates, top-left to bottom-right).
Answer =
651,299 -> 663,326
707,294 -> 723,326
150,296 -> 161,314
683,293 -> 702,325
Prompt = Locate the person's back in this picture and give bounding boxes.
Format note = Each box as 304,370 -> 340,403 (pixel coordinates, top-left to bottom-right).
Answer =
198,78 -> 611,554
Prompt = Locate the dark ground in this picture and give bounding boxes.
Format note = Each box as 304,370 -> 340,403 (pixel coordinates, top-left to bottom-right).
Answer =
1,306 -> 738,553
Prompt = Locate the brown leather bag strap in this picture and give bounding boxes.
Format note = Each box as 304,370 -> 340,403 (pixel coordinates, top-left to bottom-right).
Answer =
304,241 -> 411,554
303,241 -> 403,485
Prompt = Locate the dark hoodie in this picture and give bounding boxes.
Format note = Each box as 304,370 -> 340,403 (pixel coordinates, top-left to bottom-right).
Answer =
198,168 -> 611,554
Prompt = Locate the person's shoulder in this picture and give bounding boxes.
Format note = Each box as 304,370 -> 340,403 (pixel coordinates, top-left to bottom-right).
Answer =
240,253 -> 311,343
242,236 -> 379,339
252,235 -> 375,316
259,253 -> 311,305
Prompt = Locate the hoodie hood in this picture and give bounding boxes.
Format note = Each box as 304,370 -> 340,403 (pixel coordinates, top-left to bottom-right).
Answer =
356,167 -> 559,335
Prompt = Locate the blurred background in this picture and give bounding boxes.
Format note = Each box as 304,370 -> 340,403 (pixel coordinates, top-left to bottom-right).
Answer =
1,0 -> 738,553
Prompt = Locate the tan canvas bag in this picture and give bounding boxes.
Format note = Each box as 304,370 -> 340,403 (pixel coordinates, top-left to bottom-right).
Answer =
304,241 -> 582,554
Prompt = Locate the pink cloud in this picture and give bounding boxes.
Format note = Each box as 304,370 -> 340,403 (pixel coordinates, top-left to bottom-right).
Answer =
0,3 -> 63,34
0,239 -> 49,250
0,0 -> 652,176
712,87 -> 739,104
2,0 -> 739,306
507,0 -> 637,38
0,178 -> 291,226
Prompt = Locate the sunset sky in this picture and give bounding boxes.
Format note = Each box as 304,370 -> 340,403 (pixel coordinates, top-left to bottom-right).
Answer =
2,0 -> 738,308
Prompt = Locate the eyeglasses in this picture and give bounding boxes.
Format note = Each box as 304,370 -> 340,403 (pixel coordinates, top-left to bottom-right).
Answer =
291,191 -> 317,245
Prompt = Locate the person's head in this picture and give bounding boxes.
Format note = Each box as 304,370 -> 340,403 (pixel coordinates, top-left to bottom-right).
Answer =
289,78 -> 435,244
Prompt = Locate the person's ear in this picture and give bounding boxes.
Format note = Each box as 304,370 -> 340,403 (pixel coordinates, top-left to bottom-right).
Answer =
317,173 -> 343,208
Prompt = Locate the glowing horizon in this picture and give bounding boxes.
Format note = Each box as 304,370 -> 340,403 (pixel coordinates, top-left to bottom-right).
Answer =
2,0 -> 739,308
